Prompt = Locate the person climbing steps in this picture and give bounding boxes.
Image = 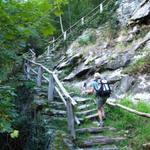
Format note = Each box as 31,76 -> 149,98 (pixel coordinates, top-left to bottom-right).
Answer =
83,72 -> 111,127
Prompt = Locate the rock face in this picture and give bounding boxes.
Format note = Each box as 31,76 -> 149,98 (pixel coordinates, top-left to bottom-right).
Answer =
106,52 -> 133,70
56,53 -> 83,70
64,64 -> 94,81
117,0 -> 142,25
129,0 -> 150,24
55,4 -> 150,103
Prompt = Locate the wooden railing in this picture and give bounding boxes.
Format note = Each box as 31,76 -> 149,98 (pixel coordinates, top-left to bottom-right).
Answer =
23,57 -> 78,139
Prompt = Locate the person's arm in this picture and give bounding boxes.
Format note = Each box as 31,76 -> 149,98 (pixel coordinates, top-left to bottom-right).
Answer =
85,88 -> 94,94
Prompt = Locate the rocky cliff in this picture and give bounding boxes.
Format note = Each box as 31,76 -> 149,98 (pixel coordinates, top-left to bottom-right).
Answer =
54,0 -> 150,104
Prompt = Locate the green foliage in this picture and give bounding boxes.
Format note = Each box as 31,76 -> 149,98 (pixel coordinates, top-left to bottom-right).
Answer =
123,53 -> 150,75
120,98 -> 150,113
0,86 -> 18,133
105,99 -> 150,149
10,130 -> 19,138
57,0 -> 118,51
0,0 -> 68,81
50,131 -> 70,150
64,84 -> 81,96
78,33 -> 96,46
119,98 -> 135,109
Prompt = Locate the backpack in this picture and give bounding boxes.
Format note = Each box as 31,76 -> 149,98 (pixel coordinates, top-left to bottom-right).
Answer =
94,79 -> 111,97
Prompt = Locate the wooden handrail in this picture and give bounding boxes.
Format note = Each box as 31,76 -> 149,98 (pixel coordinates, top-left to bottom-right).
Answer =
107,102 -> 150,118
24,58 -> 77,106
42,74 -> 67,106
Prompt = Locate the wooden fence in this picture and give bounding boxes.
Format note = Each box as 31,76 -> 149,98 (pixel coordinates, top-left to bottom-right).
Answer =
24,58 -> 77,139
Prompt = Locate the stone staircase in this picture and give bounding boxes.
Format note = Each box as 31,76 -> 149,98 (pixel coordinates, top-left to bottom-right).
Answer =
73,96 -> 126,150
33,82 -> 126,150
25,55 -> 126,149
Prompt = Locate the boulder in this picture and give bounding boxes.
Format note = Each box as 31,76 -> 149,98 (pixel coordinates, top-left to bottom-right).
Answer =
113,75 -> 135,95
130,75 -> 150,94
57,53 -> 83,70
106,52 -> 133,70
133,93 -> 150,103
64,64 -> 94,81
95,55 -> 108,68
128,26 -> 140,35
117,0 -> 142,25
129,0 -> 150,24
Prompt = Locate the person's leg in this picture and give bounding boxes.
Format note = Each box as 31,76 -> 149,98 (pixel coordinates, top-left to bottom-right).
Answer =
101,97 -> 108,119
98,107 -> 103,122
97,97 -> 104,127
101,106 -> 105,119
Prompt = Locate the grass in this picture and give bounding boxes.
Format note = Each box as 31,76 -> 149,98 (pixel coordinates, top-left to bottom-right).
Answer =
104,99 -> 150,150
64,84 -> 81,96
75,97 -> 150,149
123,53 -> 150,75
78,32 -> 96,46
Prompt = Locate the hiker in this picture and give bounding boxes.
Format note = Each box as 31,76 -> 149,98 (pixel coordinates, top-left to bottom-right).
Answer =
84,72 -> 111,127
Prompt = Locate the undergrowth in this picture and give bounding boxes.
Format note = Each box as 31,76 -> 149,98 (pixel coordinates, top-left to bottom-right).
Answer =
105,99 -> 150,150
123,53 -> 150,75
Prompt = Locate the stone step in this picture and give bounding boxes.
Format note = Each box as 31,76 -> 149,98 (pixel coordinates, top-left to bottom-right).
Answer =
78,136 -> 126,147
76,127 -> 116,134
76,108 -> 97,116
49,102 -> 66,110
77,103 -> 95,111
51,109 -> 66,115
79,113 -> 98,121
74,97 -> 92,103
76,145 -> 119,150
45,109 -> 66,116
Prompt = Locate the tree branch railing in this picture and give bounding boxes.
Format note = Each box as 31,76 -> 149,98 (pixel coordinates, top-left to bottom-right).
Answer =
24,58 -> 77,139
107,102 -> 150,118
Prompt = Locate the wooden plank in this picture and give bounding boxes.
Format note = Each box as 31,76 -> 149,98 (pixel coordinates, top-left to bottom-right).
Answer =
26,61 -> 31,79
107,102 -> 150,118
37,66 -> 43,87
76,108 -> 97,116
66,99 -> 76,139
77,104 -> 94,110
48,75 -> 54,102
75,97 -> 91,103
80,136 -> 126,147
46,109 -> 66,115
30,68 -> 38,75
74,116 -> 81,125
53,74 -> 77,106
55,86 -> 67,106
42,75 -> 67,107
143,143 -> 150,150
42,75 -> 49,83
76,127 -> 116,133
85,113 -> 98,119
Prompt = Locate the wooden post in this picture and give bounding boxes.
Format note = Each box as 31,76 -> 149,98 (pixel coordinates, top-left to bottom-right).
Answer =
26,61 -> 31,80
81,17 -> 84,25
48,74 -> 54,102
23,59 -> 27,75
63,31 -> 67,41
47,45 -> 50,57
37,66 -> 43,87
59,15 -> 64,34
66,99 -> 76,139
52,37 -> 55,51
100,3 -> 103,13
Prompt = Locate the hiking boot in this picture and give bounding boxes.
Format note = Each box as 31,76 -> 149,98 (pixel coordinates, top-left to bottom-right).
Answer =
98,121 -> 104,127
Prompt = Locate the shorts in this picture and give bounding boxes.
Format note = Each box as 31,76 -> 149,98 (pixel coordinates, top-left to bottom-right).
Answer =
96,96 -> 107,109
